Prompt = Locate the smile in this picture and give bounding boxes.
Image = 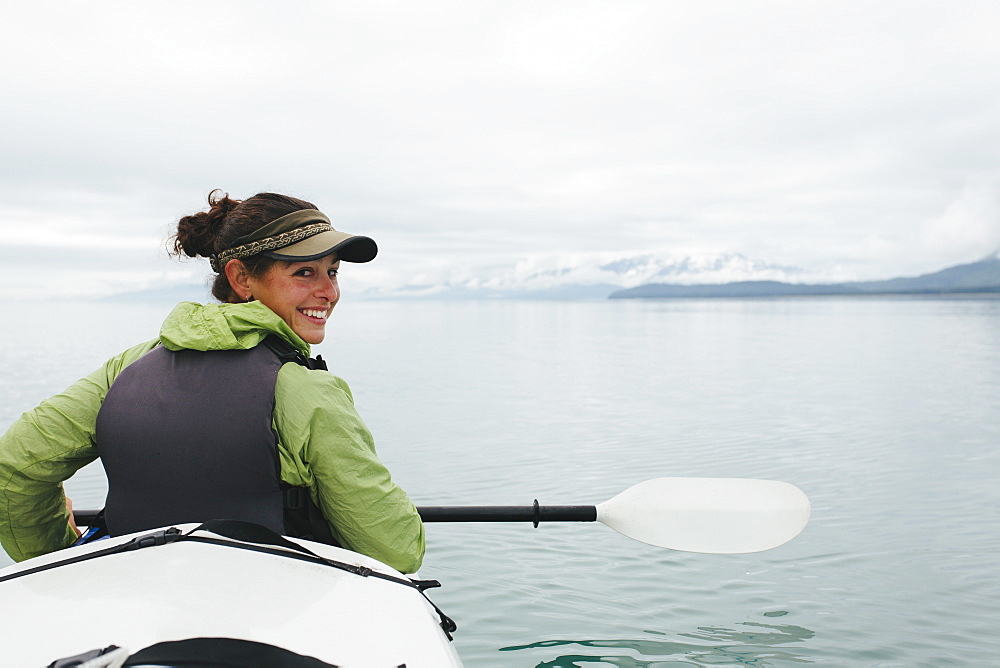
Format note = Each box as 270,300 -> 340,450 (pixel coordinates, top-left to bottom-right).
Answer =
299,308 -> 329,321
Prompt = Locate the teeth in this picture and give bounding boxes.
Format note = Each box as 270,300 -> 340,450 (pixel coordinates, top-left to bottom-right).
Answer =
301,309 -> 327,319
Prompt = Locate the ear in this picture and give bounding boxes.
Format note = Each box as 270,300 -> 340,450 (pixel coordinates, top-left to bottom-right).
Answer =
224,259 -> 253,301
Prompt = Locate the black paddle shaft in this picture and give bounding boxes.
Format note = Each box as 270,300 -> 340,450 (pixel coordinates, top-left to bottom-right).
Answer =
419,503 -> 597,527
74,504 -> 598,529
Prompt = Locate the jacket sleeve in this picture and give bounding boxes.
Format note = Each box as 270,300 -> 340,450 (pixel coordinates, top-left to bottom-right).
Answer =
272,364 -> 425,573
0,340 -> 158,562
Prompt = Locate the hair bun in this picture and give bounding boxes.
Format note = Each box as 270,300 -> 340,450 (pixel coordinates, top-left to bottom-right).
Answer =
172,190 -> 320,303
172,190 -> 242,258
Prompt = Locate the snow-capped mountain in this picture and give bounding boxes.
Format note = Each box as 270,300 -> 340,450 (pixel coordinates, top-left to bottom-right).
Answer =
364,252 -> 826,299
609,254 -> 1000,299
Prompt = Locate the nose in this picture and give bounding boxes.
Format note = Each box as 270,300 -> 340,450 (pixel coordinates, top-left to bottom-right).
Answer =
315,273 -> 339,302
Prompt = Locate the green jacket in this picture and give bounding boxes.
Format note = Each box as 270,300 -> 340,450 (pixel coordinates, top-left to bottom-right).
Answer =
0,302 -> 425,572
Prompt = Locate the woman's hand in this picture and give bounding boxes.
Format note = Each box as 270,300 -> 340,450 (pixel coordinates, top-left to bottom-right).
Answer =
65,497 -> 82,538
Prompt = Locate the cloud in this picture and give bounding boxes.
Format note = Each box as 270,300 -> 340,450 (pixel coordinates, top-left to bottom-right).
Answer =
2,1 -> 1000,299
921,175 -> 1000,261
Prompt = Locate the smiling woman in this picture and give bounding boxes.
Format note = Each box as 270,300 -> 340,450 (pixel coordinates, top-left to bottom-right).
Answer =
233,254 -> 342,344
0,190 -> 425,574
173,192 -> 375,344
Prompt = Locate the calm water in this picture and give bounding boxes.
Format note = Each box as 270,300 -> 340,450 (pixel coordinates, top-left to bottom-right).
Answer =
1,297 -> 998,666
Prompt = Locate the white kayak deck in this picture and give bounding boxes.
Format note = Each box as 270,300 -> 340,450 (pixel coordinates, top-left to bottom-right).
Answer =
0,523 -> 462,667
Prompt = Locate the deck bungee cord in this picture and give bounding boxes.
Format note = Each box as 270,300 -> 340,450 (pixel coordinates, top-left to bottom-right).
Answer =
2,519 -> 457,640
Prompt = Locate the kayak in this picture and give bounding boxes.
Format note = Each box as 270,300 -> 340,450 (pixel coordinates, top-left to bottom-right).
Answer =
0,477 -> 811,666
0,520 -> 462,667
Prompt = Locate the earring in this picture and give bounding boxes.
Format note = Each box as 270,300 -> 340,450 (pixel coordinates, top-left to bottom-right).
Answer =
246,294 -> 253,302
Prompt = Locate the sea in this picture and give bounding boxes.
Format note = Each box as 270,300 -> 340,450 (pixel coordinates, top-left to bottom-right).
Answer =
1,296 -> 998,667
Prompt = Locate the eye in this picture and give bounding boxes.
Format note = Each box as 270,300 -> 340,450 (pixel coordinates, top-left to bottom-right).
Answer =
294,267 -> 314,277
328,268 -> 339,278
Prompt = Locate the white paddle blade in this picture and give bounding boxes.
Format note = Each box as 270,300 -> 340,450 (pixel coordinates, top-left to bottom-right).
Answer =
596,477 -> 810,554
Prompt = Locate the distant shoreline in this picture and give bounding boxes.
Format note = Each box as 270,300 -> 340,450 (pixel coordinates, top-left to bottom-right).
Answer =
608,290 -> 1000,300
608,256 -> 1000,300
609,287 -> 1000,300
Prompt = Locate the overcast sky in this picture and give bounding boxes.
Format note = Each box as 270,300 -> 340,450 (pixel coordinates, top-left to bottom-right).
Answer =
2,1 -> 1000,299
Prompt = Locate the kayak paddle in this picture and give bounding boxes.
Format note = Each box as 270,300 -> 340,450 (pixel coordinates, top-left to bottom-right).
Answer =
418,477 -> 810,554
74,477 -> 810,554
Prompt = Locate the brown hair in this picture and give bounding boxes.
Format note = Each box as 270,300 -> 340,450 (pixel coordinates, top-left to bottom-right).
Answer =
173,190 -> 319,302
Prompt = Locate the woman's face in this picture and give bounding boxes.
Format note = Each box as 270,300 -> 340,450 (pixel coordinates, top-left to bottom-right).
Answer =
247,255 -> 342,344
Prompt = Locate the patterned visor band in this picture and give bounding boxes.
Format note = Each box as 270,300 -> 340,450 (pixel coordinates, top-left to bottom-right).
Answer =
210,221 -> 331,272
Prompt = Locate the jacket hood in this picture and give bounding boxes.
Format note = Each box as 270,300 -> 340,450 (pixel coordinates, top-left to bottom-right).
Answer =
159,302 -> 310,355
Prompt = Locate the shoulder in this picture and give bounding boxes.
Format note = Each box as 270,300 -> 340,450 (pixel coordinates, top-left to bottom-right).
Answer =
274,363 -> 356,410
90,339 -> 160,389
114,339 -> 160,369
272,364 -> 374,454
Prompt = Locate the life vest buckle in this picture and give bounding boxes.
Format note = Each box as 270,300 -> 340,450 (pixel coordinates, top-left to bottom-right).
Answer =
123,527 -> 183,551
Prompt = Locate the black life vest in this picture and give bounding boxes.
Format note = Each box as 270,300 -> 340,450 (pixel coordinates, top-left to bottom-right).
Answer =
95,336 -> 336,545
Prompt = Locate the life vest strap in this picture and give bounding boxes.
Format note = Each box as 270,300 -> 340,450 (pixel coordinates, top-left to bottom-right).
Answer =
262,334 -> 328,371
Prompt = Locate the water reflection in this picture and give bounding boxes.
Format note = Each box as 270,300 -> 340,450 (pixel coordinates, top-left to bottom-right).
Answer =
501,621 -> 815,667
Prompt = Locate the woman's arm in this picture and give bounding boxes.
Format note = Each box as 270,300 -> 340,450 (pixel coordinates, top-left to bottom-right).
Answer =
273,364 -> 426,573
0,340 -> 157,562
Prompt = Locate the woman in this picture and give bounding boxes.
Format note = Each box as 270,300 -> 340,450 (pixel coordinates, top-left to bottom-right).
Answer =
0,191 -> 424,573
